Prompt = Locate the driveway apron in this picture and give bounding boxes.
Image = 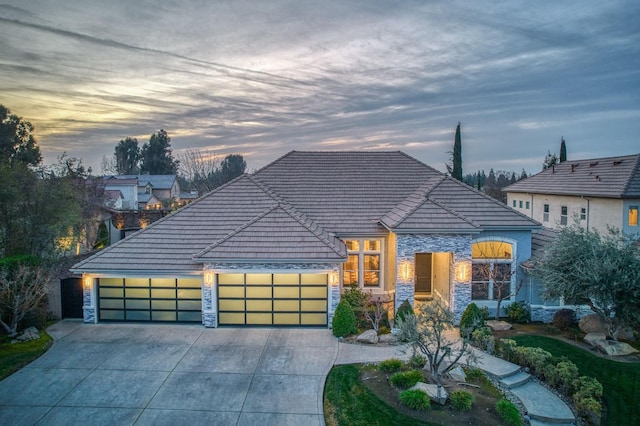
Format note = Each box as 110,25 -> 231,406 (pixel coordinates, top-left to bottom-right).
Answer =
0,321 -> 339,426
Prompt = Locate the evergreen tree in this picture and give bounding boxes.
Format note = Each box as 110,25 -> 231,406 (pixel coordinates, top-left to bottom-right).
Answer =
0,104 -> 42,167
446,123 -> 463,181
559,137 -> 567,163
140,129 -> 179,175
114,137 -> 140,175
543,151 -> 558,170
520,169 -> 528,180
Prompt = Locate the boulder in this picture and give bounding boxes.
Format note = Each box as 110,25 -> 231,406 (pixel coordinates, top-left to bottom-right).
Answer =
12,326 -> 40,343
356,329 -> 379,344
411,382 -> 448,405
378,333 -> 397,344
615,327 -> 636,342
486,320 -> 512,331
579,314 -> 608,334
584,333 -> 639,356
447,365 -> 466,382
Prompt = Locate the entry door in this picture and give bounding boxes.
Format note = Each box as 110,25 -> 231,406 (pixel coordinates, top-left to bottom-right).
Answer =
415,253 -> 432,294
61,278 -> 83,318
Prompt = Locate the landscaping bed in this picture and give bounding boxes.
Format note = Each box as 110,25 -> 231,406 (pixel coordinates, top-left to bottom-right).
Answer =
0,330 -> 52,380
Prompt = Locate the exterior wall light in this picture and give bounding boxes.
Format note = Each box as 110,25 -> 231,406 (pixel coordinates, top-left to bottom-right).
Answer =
400,260 -> 413,281
203,271 -> 214,286
455,261 -> 471,282
83,275 -> 92,289
329,271 -> 339,286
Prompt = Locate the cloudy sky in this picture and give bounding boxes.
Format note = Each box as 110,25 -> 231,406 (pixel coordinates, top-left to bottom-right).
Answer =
1,0 -> 639,175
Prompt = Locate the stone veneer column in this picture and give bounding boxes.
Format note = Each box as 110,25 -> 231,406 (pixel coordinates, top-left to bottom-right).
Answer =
82,277 -> 96,323
202,267 -> 217,327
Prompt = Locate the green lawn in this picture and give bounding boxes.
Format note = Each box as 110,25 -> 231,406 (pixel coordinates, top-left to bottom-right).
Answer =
0,332 -> 52,381
512,335 -> 640,426
324,364 -> 434,426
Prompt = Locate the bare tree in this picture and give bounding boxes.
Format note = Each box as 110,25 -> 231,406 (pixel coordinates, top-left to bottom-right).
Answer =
0,265 -> 49,336
363,292 -> 386,332
177,148 -> 220,194
396,298 -> 473,388
101,155 -> 117,175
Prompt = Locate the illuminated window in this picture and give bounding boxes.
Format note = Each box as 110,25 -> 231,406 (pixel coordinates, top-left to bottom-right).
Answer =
630,206 -> 639,226
471,240 -> 513,300
343,239 -> 382,288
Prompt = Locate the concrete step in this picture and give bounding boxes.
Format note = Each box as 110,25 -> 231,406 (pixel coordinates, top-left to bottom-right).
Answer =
499,370 -> 531,389
511,381 -> 575,424
529,420 -> 574,426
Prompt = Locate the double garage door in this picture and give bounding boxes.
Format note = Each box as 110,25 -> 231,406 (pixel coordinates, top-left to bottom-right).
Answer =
98,273 -> 328,326
98,278 -> 202,322
217,273 -> 328,326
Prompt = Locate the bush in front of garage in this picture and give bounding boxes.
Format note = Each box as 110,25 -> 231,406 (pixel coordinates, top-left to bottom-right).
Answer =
332,299 -> 358,337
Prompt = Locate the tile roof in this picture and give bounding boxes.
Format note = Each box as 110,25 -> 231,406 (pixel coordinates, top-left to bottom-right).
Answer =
504,154 -> 640,198
522,227 -> 558,269
73,151 -> 540,273
113,175 -> 177,190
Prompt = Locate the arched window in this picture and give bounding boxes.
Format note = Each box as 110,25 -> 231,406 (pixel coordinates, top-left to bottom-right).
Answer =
471,240 -> 514,300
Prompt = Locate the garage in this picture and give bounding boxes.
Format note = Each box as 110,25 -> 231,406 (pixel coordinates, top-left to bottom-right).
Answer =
217,273 -> 328,326
98,277 -> 202,322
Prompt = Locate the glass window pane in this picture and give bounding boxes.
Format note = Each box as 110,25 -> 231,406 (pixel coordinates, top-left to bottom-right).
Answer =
274,300 -> 299,311
246,274 -> 272,285
177,289 -> 201,299
217,274 -> 244,285
301,287 -> 327,298
364,240 -> 380,251
218,286 -> 244,298
301,300 -> 327,311
151,300 -> 176,310
301,313 -> 326,325
126,299 -> 149,309
274,287 -> 299,298
125,278 -> 149,287
364,271 -> 379,287
301,274 -> 327,285
99,288 -> 123,298
364,255 -> 380,270
99,278 -> 123,287
472,241 -> 512,259
630,207 -> 639,226
246,313 -> 272,325
125,288 -> 150,298
178,278 -> 202,288
343,270 -> 358,286
151,289 -> 176,299
219,299 -> 244,311
494,263 -> 512,281
178,311 -> 201,322
151,311 -> 176,321
100,310 -> 124,320
151,278 -> 175,288
472,282 -> 489,300
219,312 -> 245,324
99,299 -> 123,309
274,313 -> 300,325
274,274 -> 299,285
245,286 -> 272,298
126,310 -> 151,321
246,300 -> 272,311
345,240 -> 360,251
178,300 -> 202,310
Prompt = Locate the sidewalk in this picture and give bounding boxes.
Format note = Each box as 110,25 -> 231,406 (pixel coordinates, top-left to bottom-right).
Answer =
335,335 -> 575,425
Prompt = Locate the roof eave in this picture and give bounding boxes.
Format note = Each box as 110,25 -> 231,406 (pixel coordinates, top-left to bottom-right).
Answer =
194,257 -> 347,264
389,228 -> 482,234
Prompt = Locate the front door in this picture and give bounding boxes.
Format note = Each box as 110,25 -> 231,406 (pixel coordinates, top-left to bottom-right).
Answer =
415,253 -> 432,295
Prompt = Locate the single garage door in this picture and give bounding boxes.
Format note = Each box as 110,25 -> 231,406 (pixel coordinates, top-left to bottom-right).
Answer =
217,273 -> 327,326
98,277 -> 202,322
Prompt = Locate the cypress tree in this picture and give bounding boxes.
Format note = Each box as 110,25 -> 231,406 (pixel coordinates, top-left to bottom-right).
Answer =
559,137 -> 567,163
452,123 -> 463,181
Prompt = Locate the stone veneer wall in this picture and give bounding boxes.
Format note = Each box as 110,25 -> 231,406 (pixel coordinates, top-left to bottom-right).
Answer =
204,262 -> 341,328
530,304 -> 592,323
83,282 -> 96,323
395,234 -> 473,323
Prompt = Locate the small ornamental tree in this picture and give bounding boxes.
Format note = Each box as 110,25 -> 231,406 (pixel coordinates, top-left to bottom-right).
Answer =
533,225 -> 640,339
0,264 -> 49,336
332,299 -> 357,337
396,298 -> 473,389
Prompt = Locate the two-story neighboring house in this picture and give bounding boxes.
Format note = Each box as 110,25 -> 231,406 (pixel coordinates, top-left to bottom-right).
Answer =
504,154 -> 640,235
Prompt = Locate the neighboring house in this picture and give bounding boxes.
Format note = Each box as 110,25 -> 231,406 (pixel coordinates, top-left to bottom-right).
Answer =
504,154 -> 640,235
103,175 -> 181,211
103,190 -> 124,211
72,151 -> 548,327
138,193 -> 162,210
103,177 -> 138,210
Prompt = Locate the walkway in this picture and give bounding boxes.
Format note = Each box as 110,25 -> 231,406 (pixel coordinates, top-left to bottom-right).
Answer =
336,338 -> 576,425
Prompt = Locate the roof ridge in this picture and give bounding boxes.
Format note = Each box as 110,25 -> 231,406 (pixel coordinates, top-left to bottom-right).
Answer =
424,195 -> 480,228
621,154 -> 640,196
385,175 -> 446,228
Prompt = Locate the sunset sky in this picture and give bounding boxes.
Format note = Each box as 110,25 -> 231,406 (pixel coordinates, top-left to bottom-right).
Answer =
1,0 -> 639,175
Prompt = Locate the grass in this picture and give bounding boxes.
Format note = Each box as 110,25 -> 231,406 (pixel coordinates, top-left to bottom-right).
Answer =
0,331 -> 53,380
512,335 -> 640,426
324,364 -> 434,425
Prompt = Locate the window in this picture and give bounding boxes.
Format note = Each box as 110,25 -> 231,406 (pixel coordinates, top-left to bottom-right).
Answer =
580,208 -> 587,221
512,200 -> 517,208
543,204 -> 550,222
630,206 -> 639,226
471,241 -> 513,301
561,206 -> 568,225
525,201 -> 530,209
519,200 -> 523,208
343,239 -> 382,288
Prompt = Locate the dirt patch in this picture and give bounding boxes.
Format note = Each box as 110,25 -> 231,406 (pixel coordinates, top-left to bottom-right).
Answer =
360,366 -> 506,426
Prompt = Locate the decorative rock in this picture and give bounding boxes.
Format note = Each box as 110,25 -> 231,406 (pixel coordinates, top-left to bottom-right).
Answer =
411,382 -> 449,405
584,333 -> 639,356
448,365 -> 466,382
486,320 -> 512,331
584,333 -> 607,348
356,329 -> 379,344
13,326 -> 40,343
378,333 -> 397,344
615,327 -> 636,341
579,314 -> 608,334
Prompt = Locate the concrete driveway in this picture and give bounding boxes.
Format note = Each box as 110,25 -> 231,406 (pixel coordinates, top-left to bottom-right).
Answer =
0,321 -> 338,425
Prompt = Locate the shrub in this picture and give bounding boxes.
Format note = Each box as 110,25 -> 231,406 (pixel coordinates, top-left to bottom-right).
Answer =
450,390 -> 474,411
377,325 -> 391,336
495,399 -> 523,426
497,338 -> 518,363
472,326 -> 495,353
407,353 -> 427,369
399,389 -> 431,411
544,360 -> 579,394
395,299 -> 414,324
574,394 -> 602,425
573,376 -> 603,399
390,369 -> 424,389
378,358 -> 403,373
342,284 -> 369,329
512,346 -> 552,376
463,367 -> 484,381
552,308 -> 577,331
332,299 -> 358,337
505,301 -> 530,323
460,303 -> 485,337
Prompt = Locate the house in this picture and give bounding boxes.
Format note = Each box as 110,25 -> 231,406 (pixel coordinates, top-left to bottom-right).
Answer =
103,177 -> 138,210
504,154 -> 640,235
72,151 -> 545,327
103,175 -> 181,211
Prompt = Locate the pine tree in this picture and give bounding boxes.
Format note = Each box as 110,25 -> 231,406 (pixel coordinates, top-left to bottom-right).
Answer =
560,137 -> 567,163
140,129 -> 179,175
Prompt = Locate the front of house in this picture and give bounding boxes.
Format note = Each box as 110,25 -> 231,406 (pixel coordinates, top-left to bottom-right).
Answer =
72,151 -> 544,327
